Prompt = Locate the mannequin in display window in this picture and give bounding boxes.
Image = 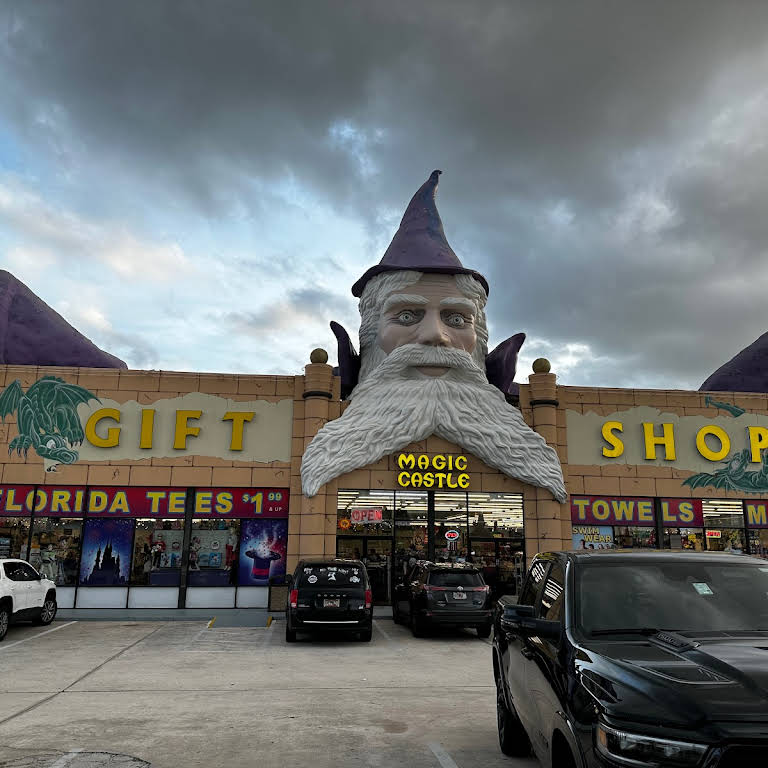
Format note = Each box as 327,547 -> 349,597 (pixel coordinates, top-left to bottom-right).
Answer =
40,544 -> 57,581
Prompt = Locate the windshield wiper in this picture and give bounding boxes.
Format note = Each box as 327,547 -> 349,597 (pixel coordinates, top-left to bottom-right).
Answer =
590,627 -> 663,637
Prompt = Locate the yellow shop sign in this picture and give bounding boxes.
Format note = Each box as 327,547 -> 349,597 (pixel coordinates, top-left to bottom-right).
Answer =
396,453 -> 470,489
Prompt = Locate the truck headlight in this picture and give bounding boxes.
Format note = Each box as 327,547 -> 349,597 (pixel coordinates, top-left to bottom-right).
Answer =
596,722 -> 707,767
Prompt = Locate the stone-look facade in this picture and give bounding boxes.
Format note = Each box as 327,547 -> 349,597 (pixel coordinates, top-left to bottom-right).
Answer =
4,359 -> 766,575
562,385 -> 768,501
0,364 -> 295,496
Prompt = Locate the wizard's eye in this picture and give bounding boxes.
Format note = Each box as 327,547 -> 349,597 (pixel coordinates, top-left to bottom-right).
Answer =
395,310 -> 421,325
444,312 -> 468,327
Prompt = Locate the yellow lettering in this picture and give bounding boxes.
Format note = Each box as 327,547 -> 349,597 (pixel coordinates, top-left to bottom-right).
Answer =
173,410 -> 202,450
86,408 -> 121,448
73,489 -> 85,512
748,426 -> 768,463
398,454 -> 416,470
50,490 -> 71,513
222,411 -> 254,451
411,472 -> 423,488
146,491 -> 166,515
89,490 -> 108,512
168,491 -> 186,515
397,471 -> 411,487
214,492 -> 233,515
417,455 -> 429,470
6,490 -> 22,512
592,500 -> 610,521
110,492 -> 129,515
139,409 -> 155,449
696,425 -> 730,462
31,490 -> 47,512
446,473 -> 459,489
678,502 -> 694,524
612,500 -> 635,521
643,422 -> 676,461
195,492 -> 212,514
601,421 -> 625,458
572,498 -> 590,521
455,456 -> 467,471
746,503 -> 767,527
432,454 -> 446,471
458,473 -> 470,489
637,500 -> 653,522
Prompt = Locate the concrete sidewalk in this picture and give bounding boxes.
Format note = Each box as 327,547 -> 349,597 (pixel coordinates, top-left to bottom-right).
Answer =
0,619 -> 539,768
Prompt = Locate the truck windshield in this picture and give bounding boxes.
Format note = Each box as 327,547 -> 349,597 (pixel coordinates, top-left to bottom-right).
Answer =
577,561 -> 768,635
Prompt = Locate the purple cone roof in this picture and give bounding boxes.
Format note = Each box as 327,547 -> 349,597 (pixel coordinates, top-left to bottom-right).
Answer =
351,170 -> 489,297
0,270 -> 126,368
699,330 -> 768,393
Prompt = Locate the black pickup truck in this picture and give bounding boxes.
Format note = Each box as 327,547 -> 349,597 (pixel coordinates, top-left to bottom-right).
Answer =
493,550 -> 768,767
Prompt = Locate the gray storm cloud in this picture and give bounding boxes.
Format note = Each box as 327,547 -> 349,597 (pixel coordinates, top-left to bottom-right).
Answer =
2,1 -> 768,386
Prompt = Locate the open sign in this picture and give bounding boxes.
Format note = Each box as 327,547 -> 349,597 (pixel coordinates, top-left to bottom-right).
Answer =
350,507 -> 384,524
445,530 -> 460,541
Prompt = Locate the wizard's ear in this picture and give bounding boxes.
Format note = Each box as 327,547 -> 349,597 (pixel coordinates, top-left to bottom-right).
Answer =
330,321 -> 361,400
485,333 -> 525,395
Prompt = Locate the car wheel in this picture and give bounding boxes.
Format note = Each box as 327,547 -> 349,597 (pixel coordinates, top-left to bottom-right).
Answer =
496,673 -> 531,757
410,607 -> 426,638
285,621 -> 297,643
476,624 -> 492,639
358,626 -> 373,642
34,597 -> 57,626
0,606 -> 9,642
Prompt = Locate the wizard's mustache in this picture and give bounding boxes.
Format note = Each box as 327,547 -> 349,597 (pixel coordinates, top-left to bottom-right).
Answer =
367,343 -> 485,377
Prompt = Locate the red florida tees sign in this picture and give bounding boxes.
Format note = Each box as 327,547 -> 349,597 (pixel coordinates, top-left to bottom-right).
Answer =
571,497 -> 703,527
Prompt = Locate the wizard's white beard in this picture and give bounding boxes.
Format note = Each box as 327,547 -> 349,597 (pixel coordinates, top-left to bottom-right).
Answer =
301,344 -> 566,502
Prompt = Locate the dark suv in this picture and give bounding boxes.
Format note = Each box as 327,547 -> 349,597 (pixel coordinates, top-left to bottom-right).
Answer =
493,550 -> 768,767
285,559 -> 372,642
393,561 -> 492,637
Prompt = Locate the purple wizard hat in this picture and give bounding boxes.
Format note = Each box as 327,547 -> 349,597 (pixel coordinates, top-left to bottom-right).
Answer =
351,170 -> 489,297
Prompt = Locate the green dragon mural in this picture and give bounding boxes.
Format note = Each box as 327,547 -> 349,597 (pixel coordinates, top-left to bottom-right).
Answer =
683,447 -> 768,493
0,376 -> 99,472
703,395 -> 746,418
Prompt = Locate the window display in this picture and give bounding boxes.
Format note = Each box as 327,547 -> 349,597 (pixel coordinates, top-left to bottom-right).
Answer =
79,518 -> 134,586
613,526 -> 655,548
187,519 -> 240,587
29,518 -> 82,585
749,529 -> 768,560
131,519 -> 184,586
238,518 -> 287,585
663,527 -> 704,551
0,517 -> 30,560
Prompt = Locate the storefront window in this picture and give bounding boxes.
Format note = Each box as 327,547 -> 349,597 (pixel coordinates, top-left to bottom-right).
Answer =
237,517 -> 287,586
703,500 -> 746,554
337,490 -> 394,536
434,492 -> 468,563
131,519 -> 184,586
29,518 -> 82,585
79,518 -> 134,586
0,517 -> 30,560
187,519 -> 240,587
394,491 -> 428,577
613,526 -> 656,548
749,529 -> 768,560
663,528 -> 704,551
468,492 -> 524,538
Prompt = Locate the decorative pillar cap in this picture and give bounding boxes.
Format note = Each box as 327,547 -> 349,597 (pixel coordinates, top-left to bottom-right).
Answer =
532,358 -> 551,374
310,348 -> 329,364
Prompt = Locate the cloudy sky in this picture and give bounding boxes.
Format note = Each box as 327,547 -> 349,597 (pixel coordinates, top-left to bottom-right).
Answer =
2,1 -> 768,389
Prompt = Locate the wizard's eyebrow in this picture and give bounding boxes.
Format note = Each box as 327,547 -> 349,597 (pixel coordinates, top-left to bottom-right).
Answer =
382,294 -> 429,313
440,297 -> 476,314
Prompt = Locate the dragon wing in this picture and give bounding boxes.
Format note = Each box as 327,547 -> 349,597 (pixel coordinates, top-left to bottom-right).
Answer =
0,380 -> 23,422
27,377 -> 99,443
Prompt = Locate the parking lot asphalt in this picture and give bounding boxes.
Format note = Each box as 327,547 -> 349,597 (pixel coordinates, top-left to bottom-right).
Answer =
0,618 -> 538,768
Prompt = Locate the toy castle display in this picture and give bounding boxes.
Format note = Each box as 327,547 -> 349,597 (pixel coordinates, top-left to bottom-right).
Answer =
83,541 -> 126,586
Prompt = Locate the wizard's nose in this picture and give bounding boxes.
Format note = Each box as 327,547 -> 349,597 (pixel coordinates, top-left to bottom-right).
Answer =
415,310 -> 451,347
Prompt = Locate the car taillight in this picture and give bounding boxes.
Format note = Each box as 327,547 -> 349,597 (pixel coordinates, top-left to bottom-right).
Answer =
365,589 -> 372,608
289,589 -> 298,608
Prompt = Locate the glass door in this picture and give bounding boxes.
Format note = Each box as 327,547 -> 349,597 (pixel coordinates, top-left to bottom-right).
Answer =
434,492 -> 469,563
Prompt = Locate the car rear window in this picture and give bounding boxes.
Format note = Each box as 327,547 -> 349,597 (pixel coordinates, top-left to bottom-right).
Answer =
428,570 -> 484,587
298,565 -> 365,587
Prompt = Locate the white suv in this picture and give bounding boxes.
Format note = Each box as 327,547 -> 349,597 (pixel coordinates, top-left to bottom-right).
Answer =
0,558 -> 57,641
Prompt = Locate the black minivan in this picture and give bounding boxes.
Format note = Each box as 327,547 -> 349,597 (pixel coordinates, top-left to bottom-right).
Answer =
285,559 -> 373,642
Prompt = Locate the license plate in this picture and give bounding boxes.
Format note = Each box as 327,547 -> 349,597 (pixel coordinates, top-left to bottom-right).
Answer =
452,592 -> 467,600
324,598 -> 340,608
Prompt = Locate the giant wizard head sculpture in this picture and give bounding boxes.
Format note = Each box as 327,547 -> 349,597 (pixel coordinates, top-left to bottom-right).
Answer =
301,171 -> 566,502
